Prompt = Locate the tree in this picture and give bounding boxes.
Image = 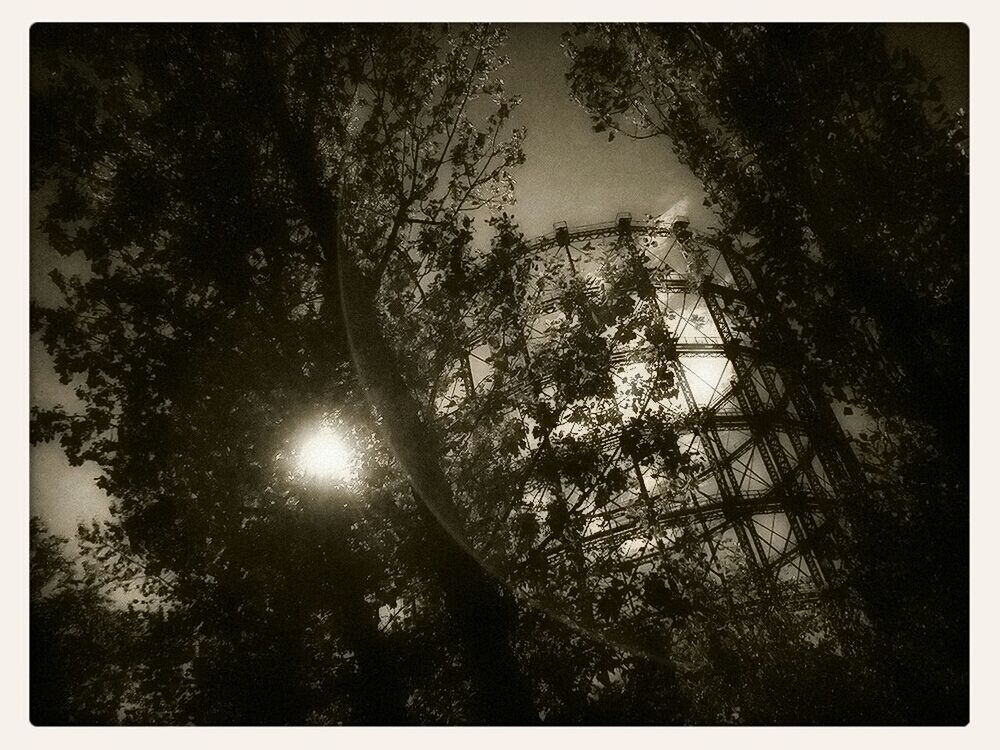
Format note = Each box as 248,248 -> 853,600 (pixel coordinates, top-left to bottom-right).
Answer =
566,25 -> 967,441
565,23 -> 968,723
31,517 -> 128,725
32,23 -> 909,725
30,517 -> 198,724
32,23 -> 536,724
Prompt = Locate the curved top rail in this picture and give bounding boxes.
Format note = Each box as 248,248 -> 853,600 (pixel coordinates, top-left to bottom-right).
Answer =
526,216 -> 693,254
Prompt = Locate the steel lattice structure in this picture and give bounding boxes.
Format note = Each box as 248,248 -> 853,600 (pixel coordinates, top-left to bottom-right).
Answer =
413,215 -> 861,632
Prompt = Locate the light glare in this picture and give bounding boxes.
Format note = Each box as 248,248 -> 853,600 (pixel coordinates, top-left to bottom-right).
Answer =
297,426 -> 356,484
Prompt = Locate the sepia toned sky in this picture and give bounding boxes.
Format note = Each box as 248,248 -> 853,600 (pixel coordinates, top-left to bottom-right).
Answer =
501,23 -> 712,237
29,23 -> 969,540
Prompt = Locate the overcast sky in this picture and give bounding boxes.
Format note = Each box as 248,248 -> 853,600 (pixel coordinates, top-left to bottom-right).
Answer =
29,23 -> 969,540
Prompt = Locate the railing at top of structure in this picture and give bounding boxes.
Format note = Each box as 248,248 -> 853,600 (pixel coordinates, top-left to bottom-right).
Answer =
526,215 -> 693,254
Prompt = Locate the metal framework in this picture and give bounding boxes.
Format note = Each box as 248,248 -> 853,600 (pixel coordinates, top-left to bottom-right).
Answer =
420,215 -> 860,630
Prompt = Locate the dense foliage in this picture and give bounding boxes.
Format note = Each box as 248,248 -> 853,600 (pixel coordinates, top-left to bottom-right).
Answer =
30,23 -> 966,724
566,23 -> 969,723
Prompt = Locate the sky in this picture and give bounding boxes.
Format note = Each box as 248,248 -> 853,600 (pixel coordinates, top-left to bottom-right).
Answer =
500,23 -> 711,238
29,23 -> 969,541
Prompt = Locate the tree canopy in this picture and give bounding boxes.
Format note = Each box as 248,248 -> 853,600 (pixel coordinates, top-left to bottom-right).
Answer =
30,23 -> 967,725
566,22 -> 969,723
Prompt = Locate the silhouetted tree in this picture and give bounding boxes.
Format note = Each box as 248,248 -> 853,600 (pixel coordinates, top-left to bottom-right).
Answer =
30,23 -> 936,725
566,22 -> 968,723
31,23 -> 535,724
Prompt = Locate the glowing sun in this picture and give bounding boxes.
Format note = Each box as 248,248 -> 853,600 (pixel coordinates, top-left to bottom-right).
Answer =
296,425 -> 356,484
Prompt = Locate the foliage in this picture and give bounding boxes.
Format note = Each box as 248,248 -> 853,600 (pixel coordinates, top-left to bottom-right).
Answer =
566,22 -> 969,723
28,23 -> 942,725
31,23 -> 532,725
30,518 -> 194,724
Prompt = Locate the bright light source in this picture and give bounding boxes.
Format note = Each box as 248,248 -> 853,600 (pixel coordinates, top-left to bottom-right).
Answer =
296,425 -> 356,485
